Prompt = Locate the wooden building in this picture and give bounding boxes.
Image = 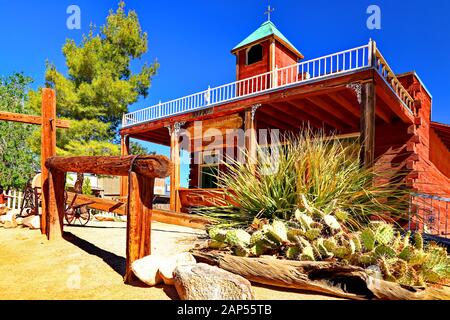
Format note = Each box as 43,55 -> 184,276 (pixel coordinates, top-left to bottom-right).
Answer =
119,20 -> 450,230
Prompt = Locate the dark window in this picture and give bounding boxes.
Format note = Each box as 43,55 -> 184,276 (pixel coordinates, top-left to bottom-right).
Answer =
247,44 -> 263,65
200,165 -> 219,189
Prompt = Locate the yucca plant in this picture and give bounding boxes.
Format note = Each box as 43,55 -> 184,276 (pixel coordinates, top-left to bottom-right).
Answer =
195,129 -> 410,230
293,131 -> 409,229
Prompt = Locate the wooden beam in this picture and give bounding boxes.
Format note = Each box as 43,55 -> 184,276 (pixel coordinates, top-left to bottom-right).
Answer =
0,111 -> 70,128
257,111 -> 297,132
270,102 -> 329,130
124,172 -> 153,283
306,96 -> 358,129
374,73 -> 414,123
132,132 -> 170,146
360,82 -> 376,168
259,105 -> 305,131
328,92 -> 360,118
245,108 -> 257,171
45,155 -> 171,179
65,192 -> 211,229
291,99 -> 346,130
120,135 -> 130,199
169,124 -> 181,212
47,170 -> 65,240
41,88 -> 57,235
375,97 -> 395,124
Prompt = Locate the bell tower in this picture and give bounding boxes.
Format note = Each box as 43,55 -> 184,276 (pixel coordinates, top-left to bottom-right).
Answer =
231,9 -> 304,81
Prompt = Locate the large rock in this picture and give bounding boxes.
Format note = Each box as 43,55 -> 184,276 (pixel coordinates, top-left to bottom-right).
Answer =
131,255 -> 164,286
159,252 -> 196,285
23,215 -> 40,229
173,263 -> 254,300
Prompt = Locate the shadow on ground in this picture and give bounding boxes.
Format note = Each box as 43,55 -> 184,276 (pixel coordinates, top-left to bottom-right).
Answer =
63,231 -> 126,277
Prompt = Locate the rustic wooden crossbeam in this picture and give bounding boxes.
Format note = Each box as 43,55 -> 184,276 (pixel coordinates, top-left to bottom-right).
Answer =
0,111 -> 70,128
65,192 -> 211,229
45,155 -> 171,178
45,154 -> 171,283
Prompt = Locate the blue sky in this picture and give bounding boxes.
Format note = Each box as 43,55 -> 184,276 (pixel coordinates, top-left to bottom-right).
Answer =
1,0 -> 449,186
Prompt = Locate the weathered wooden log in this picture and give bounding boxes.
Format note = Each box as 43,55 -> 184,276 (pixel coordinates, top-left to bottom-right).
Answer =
46,155 -> 171,179
124,172 -> 153,283
47,170 -> 66,240
0,111 -> 70,128
41,88 -> 57,235
192,251 -> 450,300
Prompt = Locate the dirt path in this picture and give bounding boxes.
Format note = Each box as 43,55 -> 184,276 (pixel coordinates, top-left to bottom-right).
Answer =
0,222 -> 341,300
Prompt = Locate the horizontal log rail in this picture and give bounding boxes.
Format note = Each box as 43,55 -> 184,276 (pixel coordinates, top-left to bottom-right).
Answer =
45,155 -> 171,179
0,111 -> 70,128
66,192 -> 211,229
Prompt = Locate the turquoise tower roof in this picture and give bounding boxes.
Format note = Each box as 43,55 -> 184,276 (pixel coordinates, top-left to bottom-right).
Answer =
232,21 -> 303,58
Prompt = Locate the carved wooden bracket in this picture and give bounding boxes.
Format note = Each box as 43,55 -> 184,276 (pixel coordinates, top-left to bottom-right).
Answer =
346,83 -> 362,104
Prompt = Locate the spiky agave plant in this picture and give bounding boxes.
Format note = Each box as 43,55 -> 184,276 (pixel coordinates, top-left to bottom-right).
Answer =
195,129 -> 410,229
293,130 -> 410,230
194,138 -> 299,227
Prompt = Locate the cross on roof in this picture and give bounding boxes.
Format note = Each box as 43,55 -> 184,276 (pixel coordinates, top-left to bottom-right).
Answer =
264,5 -> 275,21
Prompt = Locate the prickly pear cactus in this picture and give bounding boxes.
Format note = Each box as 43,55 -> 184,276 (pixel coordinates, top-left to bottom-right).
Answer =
249,243 -> 266,257
295,209 -> 313,231
413,232 -> 424,251
208,227 -> 227,242
208,239 -> 228,249
373,223 -> 394,245
300,246 -> 315,261
323,215 -> 341,232
205,214 -> 450,288
374,244 -> 397,259
305,228 -> 321,241
360,228 -> 376,251
270,220 -> 288,242
286,246 -> 301,260
225,229 -> 251,247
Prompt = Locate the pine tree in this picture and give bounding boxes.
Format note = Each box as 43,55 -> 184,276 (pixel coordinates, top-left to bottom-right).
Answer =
28,1 -> 158,156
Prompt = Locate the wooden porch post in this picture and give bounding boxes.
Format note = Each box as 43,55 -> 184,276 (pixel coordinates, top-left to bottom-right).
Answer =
169,123 -> 181,212
120,135 -> 130,198
360,81 -> 376,168
41,88 -> 57,235
124,172 -> 154,283
245,105 -> 259,171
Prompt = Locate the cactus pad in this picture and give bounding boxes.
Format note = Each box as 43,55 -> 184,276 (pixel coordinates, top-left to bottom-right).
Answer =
360,228 -> 376,251
375,244 -> 397,259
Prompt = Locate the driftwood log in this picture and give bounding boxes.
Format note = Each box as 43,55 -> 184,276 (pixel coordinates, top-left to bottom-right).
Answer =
192,251 -> 450,300
45,155 -> 171,179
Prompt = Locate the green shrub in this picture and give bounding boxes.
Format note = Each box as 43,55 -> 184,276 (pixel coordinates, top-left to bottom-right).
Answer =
196,129 -> 409,229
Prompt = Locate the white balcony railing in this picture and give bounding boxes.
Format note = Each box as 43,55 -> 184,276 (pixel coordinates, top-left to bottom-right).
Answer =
122,40 -> 414,128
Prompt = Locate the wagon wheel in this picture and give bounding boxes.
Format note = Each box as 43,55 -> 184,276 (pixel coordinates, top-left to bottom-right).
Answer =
19,184 -> 36,217
65,206 -> 91,226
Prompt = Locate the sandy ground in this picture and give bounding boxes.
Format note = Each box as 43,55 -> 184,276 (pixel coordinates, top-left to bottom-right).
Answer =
0,221 -> 341,300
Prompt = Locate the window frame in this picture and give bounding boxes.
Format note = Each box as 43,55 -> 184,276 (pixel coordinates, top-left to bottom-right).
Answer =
246,43 -> 263,65
198,150 -> 220,189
